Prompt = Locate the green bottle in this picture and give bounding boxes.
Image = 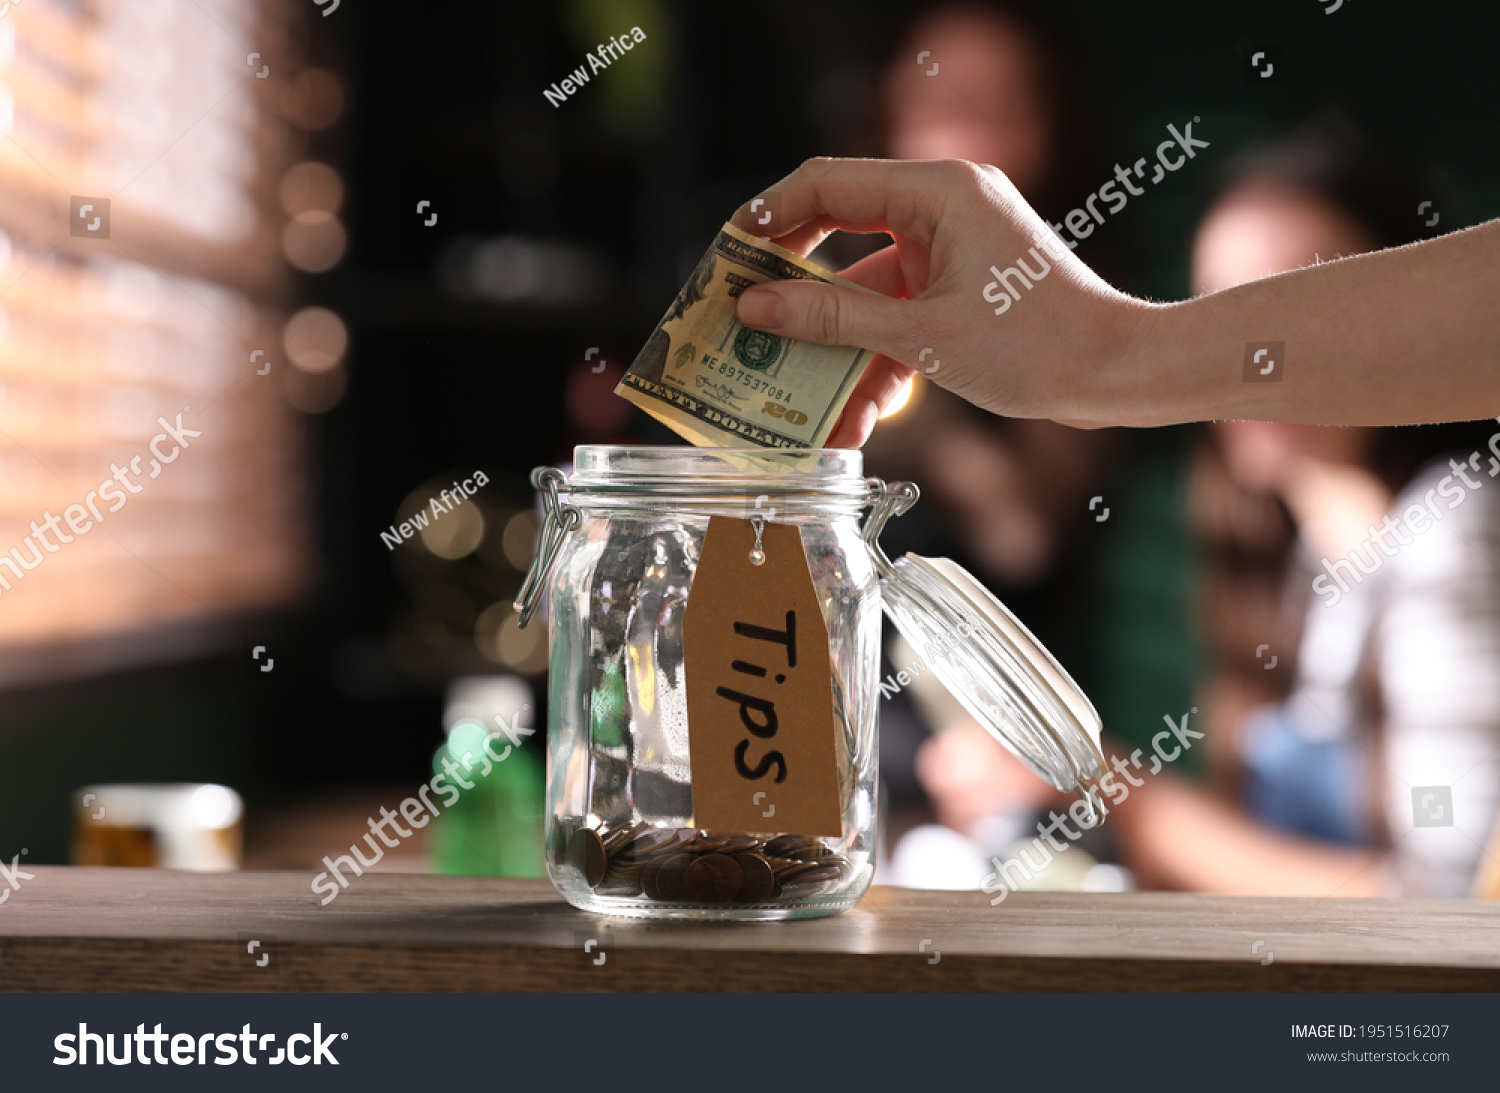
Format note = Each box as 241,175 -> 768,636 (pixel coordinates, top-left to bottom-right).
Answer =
429,719 -> 547,877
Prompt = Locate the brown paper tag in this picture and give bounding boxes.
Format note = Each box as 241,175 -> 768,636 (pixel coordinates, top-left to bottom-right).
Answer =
683,515 -> 843,837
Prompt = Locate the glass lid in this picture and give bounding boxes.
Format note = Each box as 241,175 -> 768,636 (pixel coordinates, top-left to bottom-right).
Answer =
866,483 -> 1107,804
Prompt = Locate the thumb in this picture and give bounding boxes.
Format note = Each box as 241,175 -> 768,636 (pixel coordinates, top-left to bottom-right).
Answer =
736,281 -> 910,359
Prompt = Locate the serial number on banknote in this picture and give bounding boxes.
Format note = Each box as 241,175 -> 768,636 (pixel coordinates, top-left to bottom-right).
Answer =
712,360 -> 791,403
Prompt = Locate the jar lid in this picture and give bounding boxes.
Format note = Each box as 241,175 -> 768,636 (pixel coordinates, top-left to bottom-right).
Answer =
879,550 -> 1108,804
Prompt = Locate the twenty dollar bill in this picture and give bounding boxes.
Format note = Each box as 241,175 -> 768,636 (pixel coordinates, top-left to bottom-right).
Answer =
616,222 -> 875,449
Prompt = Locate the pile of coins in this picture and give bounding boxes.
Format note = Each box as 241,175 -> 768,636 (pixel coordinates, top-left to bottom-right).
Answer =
563,821 -> 849,904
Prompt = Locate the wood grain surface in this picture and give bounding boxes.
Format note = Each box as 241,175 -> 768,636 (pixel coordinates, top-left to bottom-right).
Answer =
2,867 -> 1497,991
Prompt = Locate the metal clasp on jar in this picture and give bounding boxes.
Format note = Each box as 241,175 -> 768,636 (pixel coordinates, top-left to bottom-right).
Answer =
514,467 -> 581,628
861,478 -> 920,579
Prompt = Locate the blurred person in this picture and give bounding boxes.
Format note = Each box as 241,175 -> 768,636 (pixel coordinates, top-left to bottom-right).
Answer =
879,3 -> 1053,192
917,125 -> 1500,896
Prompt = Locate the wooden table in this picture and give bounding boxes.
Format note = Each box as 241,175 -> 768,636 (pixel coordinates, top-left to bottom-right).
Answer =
2,867 -> 1497,991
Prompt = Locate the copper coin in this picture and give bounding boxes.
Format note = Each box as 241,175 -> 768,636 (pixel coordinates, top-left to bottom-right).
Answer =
567,828 -> 607,888
714,835 -> 763,856
773,860 -> 817,881
602,820 -> 649,856
640,857 -> 665,899
776,857 -> 841,882
731,853 -> 776,903
774,833 -> 834,863
683,853 -> 743,903
645,853 -> 692,901
619,829 -> 681,861
597,860 -> 644,897
596,881 -> 642,897
680,833 -> 732,854
781,861 -> 844,886
765,834 -> 822,859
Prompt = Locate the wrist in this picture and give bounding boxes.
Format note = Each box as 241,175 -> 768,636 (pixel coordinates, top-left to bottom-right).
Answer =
1107,295 -> 1231,428
1062,293 -> 1179,428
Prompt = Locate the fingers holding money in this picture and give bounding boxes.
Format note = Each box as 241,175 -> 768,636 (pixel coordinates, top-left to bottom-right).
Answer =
736,231 -> 921,349
732,157 -> 950,246
826,356 -> 915,448
736,240 -> 936,447
733,240 -> 923,449
837,243 -> 920,299
824,245 -> 925,447
735,214 -> 895,274
754,216 -> 851,259
619,222 -> 883,448
736,279 -> 917,366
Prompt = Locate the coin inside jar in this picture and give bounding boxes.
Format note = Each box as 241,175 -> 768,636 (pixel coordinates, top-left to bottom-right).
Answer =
679,832 -> 732,853
682,853 -> 743,903
779,860 -> 844,886
566,821 -> 850,903
712,835 -> 762,856
596,862 -> 645,897
730,853 -> 776,903
601,820 -> 649,855
765,834 -> 829,860
567,828 -> 607,888
643,853 -> 692,901
619,829 -> 680,861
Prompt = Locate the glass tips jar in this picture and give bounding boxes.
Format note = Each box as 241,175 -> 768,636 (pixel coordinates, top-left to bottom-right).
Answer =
516,446 -> 1106,921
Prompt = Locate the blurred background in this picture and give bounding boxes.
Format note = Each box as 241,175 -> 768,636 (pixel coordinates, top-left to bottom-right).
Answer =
2,0 -> 1498,899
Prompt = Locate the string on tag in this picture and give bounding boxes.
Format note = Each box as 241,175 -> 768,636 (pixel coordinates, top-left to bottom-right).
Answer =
748,515 -> 766,566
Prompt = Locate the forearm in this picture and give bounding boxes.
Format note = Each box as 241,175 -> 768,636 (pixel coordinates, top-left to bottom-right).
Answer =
733,160 -> 1500,438
1114,219 -> 1500,428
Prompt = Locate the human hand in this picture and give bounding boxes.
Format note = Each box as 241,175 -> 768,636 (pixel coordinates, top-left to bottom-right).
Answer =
731,158 -> 1152,447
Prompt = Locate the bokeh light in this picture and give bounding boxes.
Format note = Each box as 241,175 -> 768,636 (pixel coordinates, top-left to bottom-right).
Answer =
279,363 -> 347,414
419,496 -> 486,560
282,210 -> 347,273
475,601 -> 548,674
283,306 -> 349,373
501,510 -> 540,570
279,161 -> 344,217
187,784 -> 242,830
282,68 -> 345,130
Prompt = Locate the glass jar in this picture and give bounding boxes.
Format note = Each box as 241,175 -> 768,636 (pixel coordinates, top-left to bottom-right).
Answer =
516,446 -> 1106,921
